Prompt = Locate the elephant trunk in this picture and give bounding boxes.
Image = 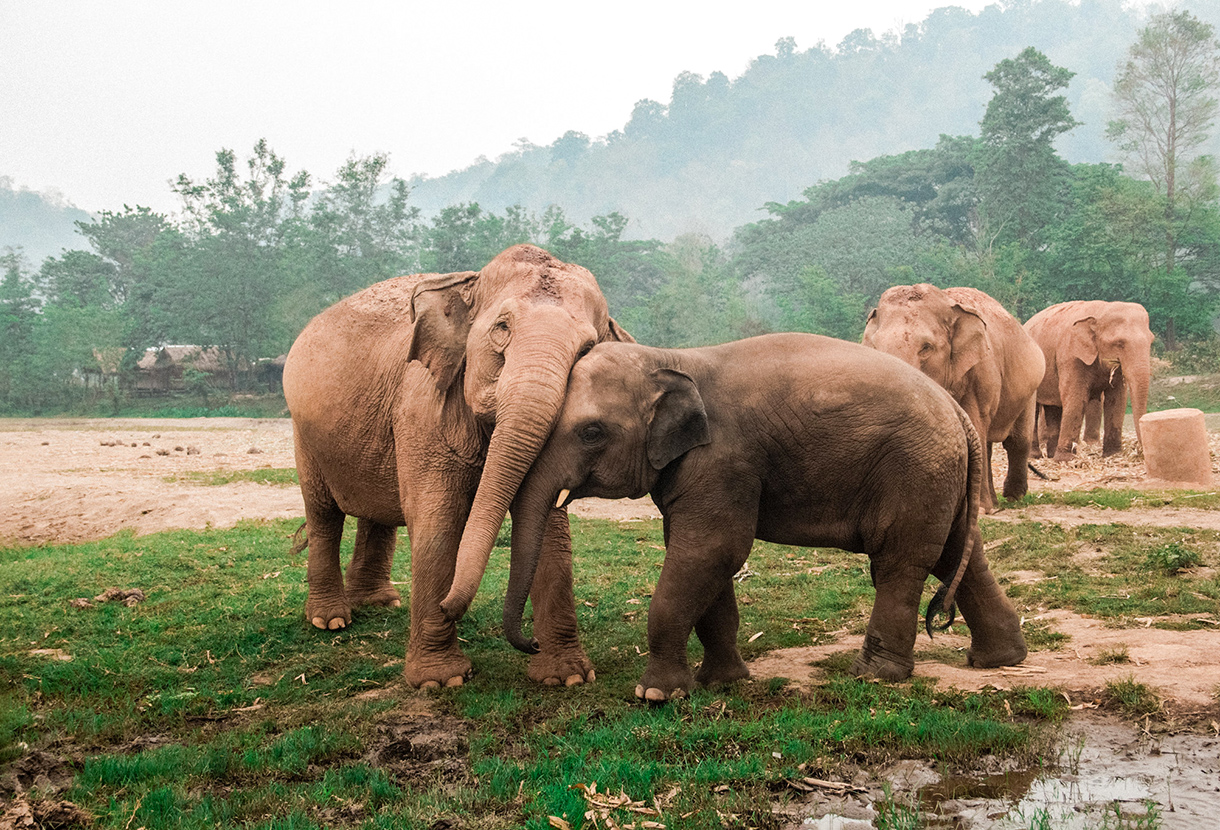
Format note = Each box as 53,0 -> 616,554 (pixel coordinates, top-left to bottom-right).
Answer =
501,465 -> 563,653
1126,356 -> 1150,445
439,338 -> 582,622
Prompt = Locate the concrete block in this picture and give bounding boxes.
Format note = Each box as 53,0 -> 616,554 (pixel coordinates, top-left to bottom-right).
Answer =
1140,408 -> 1213,487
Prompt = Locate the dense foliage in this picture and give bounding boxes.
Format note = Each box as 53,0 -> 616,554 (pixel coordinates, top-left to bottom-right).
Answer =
3,12 -> 1220,414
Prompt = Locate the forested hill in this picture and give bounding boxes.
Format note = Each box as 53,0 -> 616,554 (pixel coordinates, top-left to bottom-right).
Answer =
0,179 -> 93,267
406,0 -> 1220,242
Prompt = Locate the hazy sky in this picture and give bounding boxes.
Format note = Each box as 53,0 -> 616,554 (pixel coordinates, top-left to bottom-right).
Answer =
2,1 -> 999,215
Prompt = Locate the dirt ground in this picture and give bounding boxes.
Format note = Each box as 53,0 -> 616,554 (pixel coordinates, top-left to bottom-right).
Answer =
2,417 -> 1219,715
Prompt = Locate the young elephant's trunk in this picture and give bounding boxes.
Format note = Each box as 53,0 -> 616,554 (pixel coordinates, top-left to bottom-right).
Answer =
501,459 -> 564,653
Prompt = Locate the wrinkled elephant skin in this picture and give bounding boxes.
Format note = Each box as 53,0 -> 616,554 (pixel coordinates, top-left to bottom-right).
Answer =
864,284 -> 1045,512
506,335 -> 1027,701
283,244 -> 631,688
1024,301 -> 1153,459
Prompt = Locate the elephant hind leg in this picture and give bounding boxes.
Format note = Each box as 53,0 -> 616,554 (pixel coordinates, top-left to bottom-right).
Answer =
346,519 -> 402,610
955,545 -> 1027,669
1000,404 -> 1034,503
850,557 -> 931,681
297,450 -> 351,631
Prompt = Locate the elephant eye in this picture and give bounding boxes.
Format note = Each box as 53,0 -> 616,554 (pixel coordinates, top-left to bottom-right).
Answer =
919,342 -> 934,355
490,318 -> 512,351
578,423 -> 605,445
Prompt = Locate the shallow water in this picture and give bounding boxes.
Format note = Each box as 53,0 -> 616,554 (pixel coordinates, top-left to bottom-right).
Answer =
787,716 -> 1220,829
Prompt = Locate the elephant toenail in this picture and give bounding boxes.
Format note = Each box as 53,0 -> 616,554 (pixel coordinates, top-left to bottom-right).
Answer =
587,669 -> 595,682
565,674 -> 584,686
634,684 -> 645,699
445,676 -> 464,688
543,676 -> 561,686
328,619 -> 345,630
390,599 -> 401,608
419,680 -> 440,689
311,617 -> 326,629
645,687 -> 667,702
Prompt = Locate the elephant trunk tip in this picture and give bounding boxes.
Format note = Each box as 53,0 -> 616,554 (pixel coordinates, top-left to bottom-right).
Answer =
439,592 -> 471,622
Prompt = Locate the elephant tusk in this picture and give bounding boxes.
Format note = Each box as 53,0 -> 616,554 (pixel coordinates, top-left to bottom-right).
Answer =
555,489 -> 570,509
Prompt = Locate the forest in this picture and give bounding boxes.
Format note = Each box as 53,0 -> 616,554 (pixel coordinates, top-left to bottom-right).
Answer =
1,8 -> 1219,414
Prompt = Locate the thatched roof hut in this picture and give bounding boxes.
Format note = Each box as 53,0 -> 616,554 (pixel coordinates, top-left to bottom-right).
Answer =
135,345 -> 226,393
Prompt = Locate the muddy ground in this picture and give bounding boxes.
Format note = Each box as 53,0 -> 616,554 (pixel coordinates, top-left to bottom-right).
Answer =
2,417 -> 1219,827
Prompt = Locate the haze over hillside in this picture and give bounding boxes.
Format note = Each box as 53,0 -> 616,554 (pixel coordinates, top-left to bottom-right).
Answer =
405,0 -> 1220,241
4,0 -> 1218,259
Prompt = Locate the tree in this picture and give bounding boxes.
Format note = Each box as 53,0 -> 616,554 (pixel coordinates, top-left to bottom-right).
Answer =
0,249 -> 39,408
975,47 -> 1080,249
1106,10 -> 1220,344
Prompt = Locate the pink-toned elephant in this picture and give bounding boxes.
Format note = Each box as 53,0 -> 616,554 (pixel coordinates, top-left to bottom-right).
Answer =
863,284 -> 1045,511
283,245 -> 632,689
1024,301 -> 1153,458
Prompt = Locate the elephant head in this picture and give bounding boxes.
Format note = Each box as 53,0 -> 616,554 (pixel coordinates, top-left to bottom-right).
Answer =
863,284 -> 989,396
409,245 -> 633,621
1064,303 -> 1154,442
501,345 -> 710,653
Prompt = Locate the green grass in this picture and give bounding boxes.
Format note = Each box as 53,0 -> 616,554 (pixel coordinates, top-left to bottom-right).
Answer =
162,468 -> 299,487
1008,489 -> 1220,510
0,516 -> 1072,829
980,519 -> 1220,628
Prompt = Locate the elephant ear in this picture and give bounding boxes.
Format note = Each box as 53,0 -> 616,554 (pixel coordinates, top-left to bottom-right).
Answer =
949,303 -> 988,386
861,307 -> 879,345
408,271 -> 479,392
646,369 -> 711,470
1067,316 -> 1099,366
606,317 -> 636,343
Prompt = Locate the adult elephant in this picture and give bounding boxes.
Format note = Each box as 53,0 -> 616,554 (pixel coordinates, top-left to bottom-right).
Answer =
469,335 -> 1026,698
863,284 -> 1045,511
1023,300 -> 1154,459
283,244 -> 632,688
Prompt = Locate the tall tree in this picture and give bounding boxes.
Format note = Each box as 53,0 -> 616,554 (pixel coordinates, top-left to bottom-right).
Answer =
1106,9 -> 1220,345
975,47 -> 1080,250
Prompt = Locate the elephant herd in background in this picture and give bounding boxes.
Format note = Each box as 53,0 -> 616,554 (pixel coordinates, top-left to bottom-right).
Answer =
282,244 -> 1155,699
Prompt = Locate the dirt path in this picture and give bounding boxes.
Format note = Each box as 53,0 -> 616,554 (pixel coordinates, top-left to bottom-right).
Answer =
2,418 -> 1218,711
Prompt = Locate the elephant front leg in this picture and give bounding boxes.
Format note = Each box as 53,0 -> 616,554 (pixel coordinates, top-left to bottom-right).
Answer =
849,560 -> 927,681
1055,393 -> 1087,458
638,519 -> 754,702
526,508 -> 595,687
402,512 -> 473,689
694,579 -> 750,688
955,542 -> 1027,669
345,519 -> 402,610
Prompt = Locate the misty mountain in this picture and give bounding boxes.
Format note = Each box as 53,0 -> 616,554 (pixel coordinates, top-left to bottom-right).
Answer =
0,177 -> 93,268
406,0 -> 1220,242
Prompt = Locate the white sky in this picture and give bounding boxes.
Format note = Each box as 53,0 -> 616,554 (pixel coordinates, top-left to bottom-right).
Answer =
1,0 -> 1000,215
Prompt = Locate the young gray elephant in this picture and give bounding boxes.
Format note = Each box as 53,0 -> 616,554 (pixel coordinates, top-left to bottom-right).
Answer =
442,334 -> 1027,701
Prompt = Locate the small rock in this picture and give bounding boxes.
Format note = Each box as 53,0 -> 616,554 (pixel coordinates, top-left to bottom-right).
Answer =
186,446 -> 200,455
174,446 -> 184,452
130,442 -> 138,447
155,449 -> 169,456
152,434 -> 160,438
68,598 -> 94,609
247,446 -> 263,454
40,441 -> 49,446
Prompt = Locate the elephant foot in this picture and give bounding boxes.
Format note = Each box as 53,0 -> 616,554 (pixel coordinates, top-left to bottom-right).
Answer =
346,583 -> 402,610
305,594 -> 351,631
695,654 -> 750,688
404,648 -> 472,690
966,638 -> 1027,669
849,633 -> 914,681
635,661 -> 694,704
529,647 -> 596,687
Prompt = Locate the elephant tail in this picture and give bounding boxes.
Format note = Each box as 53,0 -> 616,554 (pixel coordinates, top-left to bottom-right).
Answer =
289,522 -> 308,556
925,402 -> 983,637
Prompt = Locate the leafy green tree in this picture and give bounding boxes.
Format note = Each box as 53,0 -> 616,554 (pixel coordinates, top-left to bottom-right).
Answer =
418,203 -> 536,273
0,249 -> 40,408
1106,9 -> 1220,344
170,140 -> 311,381
39,250 -> 118,308
975,47 -> 1080,249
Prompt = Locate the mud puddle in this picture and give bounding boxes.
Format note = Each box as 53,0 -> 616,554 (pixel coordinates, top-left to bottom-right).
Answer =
782,715 -> 1220,829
